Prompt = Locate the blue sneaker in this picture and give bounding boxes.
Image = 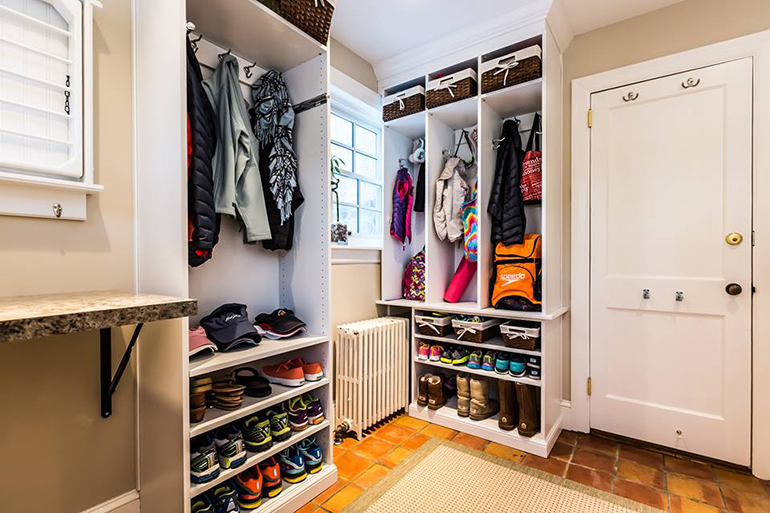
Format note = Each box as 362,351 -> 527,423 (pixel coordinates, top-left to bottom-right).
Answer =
495,353 -> 510,374
482,351 -> 496,371
297,437 -> 324,474
279,446 -> 307,484
527,356 -> 541,380
213,425 -> 247,470
190,434 -> 220,484
509,356 -> 527,377
191,493 -> 214,513
211,480 -> 240,512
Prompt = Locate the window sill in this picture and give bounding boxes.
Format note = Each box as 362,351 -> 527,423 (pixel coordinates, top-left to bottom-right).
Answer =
0,171 -> 103,221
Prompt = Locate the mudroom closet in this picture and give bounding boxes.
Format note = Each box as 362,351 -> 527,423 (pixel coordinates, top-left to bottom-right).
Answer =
378,18 -> 567,458
134,1 -> 335,511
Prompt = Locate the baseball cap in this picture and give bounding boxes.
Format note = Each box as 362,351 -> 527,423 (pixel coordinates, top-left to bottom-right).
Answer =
189,326 -> 217,358
200,303 -> 261,352
254,309 -> 307,336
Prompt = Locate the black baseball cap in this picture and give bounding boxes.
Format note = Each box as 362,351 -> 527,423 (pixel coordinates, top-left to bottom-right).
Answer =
200,303 -> 261,351
254,308 -> 306,335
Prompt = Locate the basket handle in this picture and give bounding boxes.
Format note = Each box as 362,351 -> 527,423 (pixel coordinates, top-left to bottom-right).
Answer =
493,57 -> 521,87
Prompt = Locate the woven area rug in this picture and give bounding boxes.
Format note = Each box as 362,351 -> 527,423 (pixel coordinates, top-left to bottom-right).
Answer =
344,438 -> 659,513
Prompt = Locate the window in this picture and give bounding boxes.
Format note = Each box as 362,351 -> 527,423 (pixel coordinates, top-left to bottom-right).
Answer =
331,110 -> 382,244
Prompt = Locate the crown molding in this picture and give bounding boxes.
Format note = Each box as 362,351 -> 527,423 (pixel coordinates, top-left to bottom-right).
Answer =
374,0 -> 552,91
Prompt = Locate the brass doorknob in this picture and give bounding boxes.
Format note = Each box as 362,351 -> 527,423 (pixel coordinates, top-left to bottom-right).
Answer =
726,232 -> 743,245
726,283 -> 743,296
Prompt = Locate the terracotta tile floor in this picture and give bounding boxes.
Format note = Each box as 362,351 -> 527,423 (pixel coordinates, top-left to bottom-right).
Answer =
307,413 -> 770,512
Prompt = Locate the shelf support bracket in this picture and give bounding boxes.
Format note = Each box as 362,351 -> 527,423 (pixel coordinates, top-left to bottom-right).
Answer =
100,323 -> 144,418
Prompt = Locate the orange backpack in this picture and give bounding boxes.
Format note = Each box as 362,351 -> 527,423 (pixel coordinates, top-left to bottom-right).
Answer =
491,234 -> 542,311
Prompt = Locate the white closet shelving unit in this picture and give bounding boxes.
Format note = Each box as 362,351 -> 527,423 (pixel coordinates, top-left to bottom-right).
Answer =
135,0 -> 335,511
378,18 -> 567,458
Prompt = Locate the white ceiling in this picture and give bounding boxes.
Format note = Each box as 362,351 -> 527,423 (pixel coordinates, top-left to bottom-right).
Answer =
561,0 -> 685,35
332,0 -> 687,72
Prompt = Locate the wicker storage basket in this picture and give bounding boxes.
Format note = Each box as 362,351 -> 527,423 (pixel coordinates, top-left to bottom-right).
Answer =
452,317 -> 501,343
383,86 -> 426,122
415,313 -> 453,337
480,45 -> 542,94
500,321 -> 541,351
279,0 -> 335,45
426,69 -> 478,109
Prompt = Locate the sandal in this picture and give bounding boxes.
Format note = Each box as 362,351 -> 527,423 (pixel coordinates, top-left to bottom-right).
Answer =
235,367 -> 273,398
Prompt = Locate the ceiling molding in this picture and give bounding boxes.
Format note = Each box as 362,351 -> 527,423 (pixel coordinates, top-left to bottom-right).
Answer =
373,0 -> 552,90
546,0 -> 575,53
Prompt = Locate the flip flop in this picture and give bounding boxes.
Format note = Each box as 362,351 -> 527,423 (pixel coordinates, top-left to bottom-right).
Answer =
235,367 -> 273,398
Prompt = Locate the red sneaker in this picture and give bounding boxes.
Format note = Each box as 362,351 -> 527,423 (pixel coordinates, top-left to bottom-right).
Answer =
259,456 -> 283,498
291,358 -> 324,382
234,466 -> 262,510
263,360 -> 305,387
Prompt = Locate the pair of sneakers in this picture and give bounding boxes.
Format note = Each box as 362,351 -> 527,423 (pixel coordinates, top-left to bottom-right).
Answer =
263,358 -> 324,387
494,353 -> 528,377
418,342 -> 444,362
437,346 -> 470,366
279,437 -> 324,484
285,393 -> 325,431
190,479 -> 240,513
467,350 -> 497,371
233,456 -> 283,509
190,425 -> 248,480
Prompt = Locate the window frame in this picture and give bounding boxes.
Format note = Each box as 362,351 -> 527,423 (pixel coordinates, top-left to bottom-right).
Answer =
330,108 -> 383,248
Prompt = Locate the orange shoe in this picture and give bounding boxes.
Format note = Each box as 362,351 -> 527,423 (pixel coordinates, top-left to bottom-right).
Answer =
263,360 -> 305,387
259,456 -> 283,498
291,358 -> 324,382
234,466 -> 263,509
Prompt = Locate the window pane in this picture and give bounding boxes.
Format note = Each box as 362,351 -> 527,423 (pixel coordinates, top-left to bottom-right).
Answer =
337,175 -> 358,204
360,182 -> 381,209
338,205 -> 358,233
331,144 -> 353,172
331,114 -> 353,146
355,125 -> 377,155
359,209 -> 382,238
355,153 -> 378,179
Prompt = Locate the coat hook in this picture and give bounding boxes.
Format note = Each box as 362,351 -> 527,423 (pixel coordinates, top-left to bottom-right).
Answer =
681,77 -> 701,89
244,61 -> 258,79
218,49 -> 232,61
189,33 -> 203,53
622,91 -> 639,102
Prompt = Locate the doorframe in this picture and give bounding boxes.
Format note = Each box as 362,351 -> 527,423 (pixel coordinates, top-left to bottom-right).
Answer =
571,29 -> 770,479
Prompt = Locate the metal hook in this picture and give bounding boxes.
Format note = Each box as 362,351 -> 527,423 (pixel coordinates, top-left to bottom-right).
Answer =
398,158 -> 409,168
244,62 -> 258,79
622,91 -> 639,102
681,77 -> 701,89
189,33 -> 203,53
218,49 -> 232,61
492,137 -> 505,149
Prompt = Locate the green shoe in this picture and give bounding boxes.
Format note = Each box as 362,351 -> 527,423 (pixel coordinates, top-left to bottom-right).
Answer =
266,407 -> 291,442
240,414 -> 273,452
440,346 -> 454,364
451,347 -> 470,366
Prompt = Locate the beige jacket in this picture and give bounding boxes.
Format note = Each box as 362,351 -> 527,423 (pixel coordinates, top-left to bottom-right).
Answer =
434,157 -> 469,242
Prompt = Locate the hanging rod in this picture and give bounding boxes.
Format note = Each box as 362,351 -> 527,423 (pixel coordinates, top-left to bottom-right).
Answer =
294,93 -> 329,115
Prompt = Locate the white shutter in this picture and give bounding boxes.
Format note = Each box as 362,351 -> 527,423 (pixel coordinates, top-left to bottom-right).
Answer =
0,0 -> 83,179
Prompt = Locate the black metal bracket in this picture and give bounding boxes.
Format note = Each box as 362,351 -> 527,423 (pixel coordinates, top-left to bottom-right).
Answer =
100,323 -> 144,418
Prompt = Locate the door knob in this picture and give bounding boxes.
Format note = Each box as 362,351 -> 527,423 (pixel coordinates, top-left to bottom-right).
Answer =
726,232 -> 743,245
726,283 -> 743,296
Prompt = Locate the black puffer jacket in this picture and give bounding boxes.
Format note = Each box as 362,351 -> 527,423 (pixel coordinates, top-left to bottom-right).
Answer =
487,119 -> 526,246
186,36 -> 219,267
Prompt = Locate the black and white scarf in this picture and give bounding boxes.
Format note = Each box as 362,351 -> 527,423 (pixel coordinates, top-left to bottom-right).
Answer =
251,70 -> 298,225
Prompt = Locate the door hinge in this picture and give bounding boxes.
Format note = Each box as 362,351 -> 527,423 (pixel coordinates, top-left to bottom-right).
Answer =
752,230 -> 756,247
587,109 -> 593,128
587,377 -> 592,396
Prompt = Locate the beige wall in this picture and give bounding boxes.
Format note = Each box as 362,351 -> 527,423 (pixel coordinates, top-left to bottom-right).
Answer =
330,38 -> 378,92
561,0 -> 770,400
331,263 -> 382,331
0,1 -> 136,511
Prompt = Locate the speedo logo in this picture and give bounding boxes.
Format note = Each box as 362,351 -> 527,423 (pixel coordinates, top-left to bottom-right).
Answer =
224,313 -> 241,322
501,273 -> 527,286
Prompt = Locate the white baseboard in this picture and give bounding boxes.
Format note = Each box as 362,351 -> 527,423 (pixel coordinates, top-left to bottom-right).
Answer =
560,399 -> 573,432
81,491 -> 140,513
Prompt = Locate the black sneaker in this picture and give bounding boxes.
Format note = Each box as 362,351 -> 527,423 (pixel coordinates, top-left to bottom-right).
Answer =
266,407 -> 292,442
440,346 -> 454,364
240,414 -> 273,453
451,347 -> 470,366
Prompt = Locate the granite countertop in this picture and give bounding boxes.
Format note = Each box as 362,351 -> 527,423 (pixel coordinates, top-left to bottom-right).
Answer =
0,290 -> 197,342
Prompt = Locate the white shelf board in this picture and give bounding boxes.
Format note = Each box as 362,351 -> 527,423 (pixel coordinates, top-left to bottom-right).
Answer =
189,335 -> 328,377
190,378 -> 330,437
414,332 -> 541,357
186,0 -> 326,72
415,358 -> 542,386
378,299 -> 568,321
428,97 -> 479,130
385,112 -> 426,139
481,78 -> 543,119
190,420 -> 330,498
258,464 -> 337,513
409,398 -> 548,457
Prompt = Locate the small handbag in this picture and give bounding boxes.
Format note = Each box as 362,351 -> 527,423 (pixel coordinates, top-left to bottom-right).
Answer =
520,113 -> 542,204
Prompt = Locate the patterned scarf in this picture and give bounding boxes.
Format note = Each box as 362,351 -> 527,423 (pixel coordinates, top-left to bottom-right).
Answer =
250,70 -> 298,225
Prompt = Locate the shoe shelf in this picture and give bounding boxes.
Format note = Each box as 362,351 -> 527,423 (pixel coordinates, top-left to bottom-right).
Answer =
377,300 -> 568,322
414,357 -> 542,387
257,464 -> 337,513
414,331 -> 542,357
408,398 -> 551,458
189,334 -> 328,377
190,420 -> 330,498
190,378 -> 331,438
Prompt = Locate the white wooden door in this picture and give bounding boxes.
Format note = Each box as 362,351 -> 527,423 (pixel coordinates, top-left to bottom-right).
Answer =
590,58 -> 752,465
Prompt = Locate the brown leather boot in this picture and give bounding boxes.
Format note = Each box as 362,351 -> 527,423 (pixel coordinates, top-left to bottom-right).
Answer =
456,373 -> 471,417
515,383 -> 540,437
428,374 -> 446,410
498,380 -> 518,431
417,374 -> 431,407
469,377 -> 499,421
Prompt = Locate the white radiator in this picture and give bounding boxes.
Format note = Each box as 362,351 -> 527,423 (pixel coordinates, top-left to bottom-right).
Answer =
335,317 -> 410,439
